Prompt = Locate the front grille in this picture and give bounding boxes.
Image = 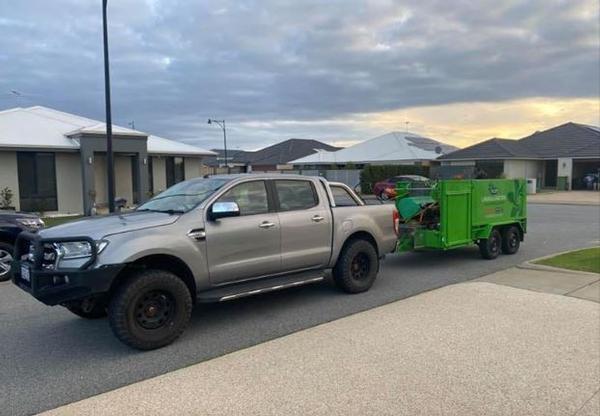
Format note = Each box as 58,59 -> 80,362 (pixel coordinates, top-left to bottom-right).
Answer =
15,232 -> 97,272
41,244 -> 58,269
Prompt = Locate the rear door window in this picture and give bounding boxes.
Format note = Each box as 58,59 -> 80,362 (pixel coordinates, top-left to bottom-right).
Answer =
274,180 -> 318,211
330,185 -> 359,207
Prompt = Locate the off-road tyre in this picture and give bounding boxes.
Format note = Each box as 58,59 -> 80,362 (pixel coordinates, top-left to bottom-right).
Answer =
333,239 -> 379,293
66,299 -> 107,319
501,226 -> 521,255
479,228 -> 502,260
108,269 -> 192,350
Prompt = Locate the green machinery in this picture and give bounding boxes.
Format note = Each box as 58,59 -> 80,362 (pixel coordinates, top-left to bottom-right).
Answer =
394,179 -> 527,259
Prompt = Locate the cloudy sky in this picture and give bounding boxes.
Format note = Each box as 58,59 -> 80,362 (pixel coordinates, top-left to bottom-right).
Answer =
0,0 -> 598,150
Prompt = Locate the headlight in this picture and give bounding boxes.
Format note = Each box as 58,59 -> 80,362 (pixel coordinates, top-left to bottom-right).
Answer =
55,240 -> 108,260
16,218 -> 45,229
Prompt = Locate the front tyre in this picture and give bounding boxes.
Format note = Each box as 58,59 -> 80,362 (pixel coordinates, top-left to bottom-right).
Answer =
479,228 -> 502,260
109,270 -> 192,350
333,239 -> 379,293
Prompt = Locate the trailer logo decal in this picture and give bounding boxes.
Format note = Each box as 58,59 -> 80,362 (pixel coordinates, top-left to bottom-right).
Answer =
488,184 -> 499,195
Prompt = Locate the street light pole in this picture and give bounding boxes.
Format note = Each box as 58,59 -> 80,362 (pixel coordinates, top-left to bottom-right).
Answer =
102,0 -> 115,213
208,119 -> 229,173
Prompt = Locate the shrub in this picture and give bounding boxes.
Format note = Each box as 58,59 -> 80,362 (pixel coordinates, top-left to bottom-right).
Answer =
0,187 -> 13,209
360,165 -> 430,194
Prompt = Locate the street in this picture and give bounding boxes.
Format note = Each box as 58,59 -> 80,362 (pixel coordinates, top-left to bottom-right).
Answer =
1,203 -> 599,416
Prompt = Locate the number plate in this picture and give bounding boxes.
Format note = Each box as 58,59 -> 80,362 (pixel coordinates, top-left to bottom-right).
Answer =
20,265 -> 31,283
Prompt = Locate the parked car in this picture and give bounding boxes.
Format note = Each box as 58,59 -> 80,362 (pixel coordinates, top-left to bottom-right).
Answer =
12,175 -> 396,350
0,211 -> 44,282
582,172 -> 599,190
373,175 -> 430,200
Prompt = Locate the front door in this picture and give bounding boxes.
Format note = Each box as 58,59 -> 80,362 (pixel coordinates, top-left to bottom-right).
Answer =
205,180 -> 281,285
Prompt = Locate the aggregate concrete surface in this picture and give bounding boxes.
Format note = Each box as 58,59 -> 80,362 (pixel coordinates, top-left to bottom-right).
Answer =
43,282 -> 600,416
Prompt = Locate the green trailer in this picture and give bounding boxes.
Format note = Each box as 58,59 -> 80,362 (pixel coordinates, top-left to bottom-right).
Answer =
394,179 -> 527,259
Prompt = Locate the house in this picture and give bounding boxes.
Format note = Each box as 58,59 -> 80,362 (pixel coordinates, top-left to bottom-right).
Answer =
0,106 -> 215,214
203,138 -> 340,173
437,122 -> 600,189
290,132 -> 457,168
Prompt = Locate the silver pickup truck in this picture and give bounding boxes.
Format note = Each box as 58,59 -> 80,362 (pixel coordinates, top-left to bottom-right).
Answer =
12,174 -> 396,349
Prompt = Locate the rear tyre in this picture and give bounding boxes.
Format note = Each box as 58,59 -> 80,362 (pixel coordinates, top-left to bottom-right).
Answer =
108,269 -> 192,350
333,239 -> 379,293
501,226 -> 521,255
66,298 -> 107,319
478,228 -> 502,260
0,242 -> 14,282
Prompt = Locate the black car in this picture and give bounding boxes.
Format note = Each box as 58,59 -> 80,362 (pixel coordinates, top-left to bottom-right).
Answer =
0,211 -> 44,281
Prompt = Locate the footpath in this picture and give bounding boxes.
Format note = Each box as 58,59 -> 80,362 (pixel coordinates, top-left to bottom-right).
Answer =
42,265 -> 599,416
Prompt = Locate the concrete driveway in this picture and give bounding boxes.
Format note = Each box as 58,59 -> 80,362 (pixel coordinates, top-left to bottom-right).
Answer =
42,282 -> 600,416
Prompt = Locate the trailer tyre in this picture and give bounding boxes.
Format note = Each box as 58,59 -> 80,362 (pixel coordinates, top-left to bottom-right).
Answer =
501,226 -> 521,255
479,228 -> 501,260
109,269 -> 192,350
333,239 -> 379,293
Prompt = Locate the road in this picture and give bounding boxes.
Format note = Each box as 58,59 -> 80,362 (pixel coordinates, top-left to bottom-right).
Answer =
1,203 -> 598,416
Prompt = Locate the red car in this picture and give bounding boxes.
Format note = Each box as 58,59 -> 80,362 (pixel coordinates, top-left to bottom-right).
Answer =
373,175 -> 430,200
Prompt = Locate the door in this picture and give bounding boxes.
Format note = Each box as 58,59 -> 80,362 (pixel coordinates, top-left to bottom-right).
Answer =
205,180 -> 281,284
273,179 -> 332,271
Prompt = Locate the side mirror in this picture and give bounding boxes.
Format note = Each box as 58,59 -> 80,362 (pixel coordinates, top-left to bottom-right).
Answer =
210,201 -> 240,220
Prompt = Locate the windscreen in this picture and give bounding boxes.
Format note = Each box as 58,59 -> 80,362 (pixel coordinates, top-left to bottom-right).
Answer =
137,178 -> 230,213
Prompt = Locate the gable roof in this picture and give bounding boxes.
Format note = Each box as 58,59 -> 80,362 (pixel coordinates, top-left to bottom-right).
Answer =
250,138 -> 340,165
439,122 -> 600,161
437,138 -> 540,160
518,122 -> 600,158
204,149 -> 255,167
291,132 -> 457,164
0,106 -> 216,156
204,138 -> 340,167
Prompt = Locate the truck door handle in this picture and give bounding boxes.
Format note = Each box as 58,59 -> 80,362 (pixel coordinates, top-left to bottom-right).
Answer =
187,229 -> 206,241
259,221 -> 276,229
311,215 -> 325,222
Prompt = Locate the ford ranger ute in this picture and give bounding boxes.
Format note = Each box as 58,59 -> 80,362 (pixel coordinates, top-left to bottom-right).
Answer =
12,175 -> 396,350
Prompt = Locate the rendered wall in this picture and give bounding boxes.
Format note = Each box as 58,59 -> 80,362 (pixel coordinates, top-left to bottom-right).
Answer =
151,156 -> 167,194
0,151 -> 20,210
184,157 -> 202,180
503,160 -> 543,181
557,158 -> 573,190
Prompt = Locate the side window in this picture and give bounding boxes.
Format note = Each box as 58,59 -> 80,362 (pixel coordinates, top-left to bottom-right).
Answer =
331,186 -> 359,207
217,181 -> 269,216
275,180 -> 318,211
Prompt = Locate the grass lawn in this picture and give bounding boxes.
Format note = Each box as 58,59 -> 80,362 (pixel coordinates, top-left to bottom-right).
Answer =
42,215 -> 84,228
535,247 -> 600,274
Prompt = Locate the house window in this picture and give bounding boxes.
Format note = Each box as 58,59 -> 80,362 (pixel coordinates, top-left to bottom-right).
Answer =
166,156 -> 185,188
17,152 -> 58,212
